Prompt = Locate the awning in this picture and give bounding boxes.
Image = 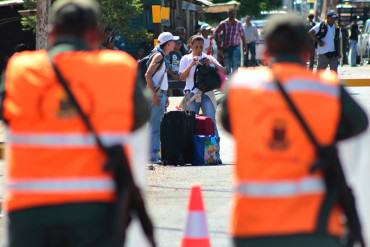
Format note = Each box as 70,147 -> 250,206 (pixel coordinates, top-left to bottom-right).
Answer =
194,0 -> 213,7
0,0 -> 23,7
203,0 -> 240,13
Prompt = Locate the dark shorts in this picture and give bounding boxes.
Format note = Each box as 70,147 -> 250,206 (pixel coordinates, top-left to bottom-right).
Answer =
233,234 -> 343,247
4,202 -> 116,247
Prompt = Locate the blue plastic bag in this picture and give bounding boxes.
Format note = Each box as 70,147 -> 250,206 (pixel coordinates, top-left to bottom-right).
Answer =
193,135 -> 220,165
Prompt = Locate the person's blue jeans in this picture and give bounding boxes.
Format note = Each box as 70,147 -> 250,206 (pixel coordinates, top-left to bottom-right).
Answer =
149,91 -> 167,161
188,93 -> 220,158
245,42 -> 256,66
224,45 -> 241,74
348,40 -> 357,66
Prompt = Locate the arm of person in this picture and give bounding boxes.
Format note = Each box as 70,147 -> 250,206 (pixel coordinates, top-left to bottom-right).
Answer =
0,73 -> 5,121
145,53 -> 163,106
179,56 -> 197,81
167,69 -> 179,80
209,56 -> 226,74
254,26 -> 259,42
132,68 -> 151,131
214,23 -> 224,48
145,53 -> 163,94
308,23 -> 323,46
220,93 -> 231,134
336,86 -> 368,141
239,23 -> 247,50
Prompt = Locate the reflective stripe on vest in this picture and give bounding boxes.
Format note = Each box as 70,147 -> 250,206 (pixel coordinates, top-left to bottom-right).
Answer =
7,178 -> 114,193
184,211 -> 209,238
7,131 -> 129,147
233,79 -> 338,97
236,177 -> 325,197
272,80 -> 338,97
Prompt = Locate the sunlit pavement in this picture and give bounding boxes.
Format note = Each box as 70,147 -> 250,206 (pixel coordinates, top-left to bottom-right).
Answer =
0,65 -> 369,246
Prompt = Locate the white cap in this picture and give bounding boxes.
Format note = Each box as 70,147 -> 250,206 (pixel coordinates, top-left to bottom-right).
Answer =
158,32 -> 180,44
200,23 -> 211,31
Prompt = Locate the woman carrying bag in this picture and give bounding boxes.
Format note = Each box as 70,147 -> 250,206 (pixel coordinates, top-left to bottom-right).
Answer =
179,35 -> 226,163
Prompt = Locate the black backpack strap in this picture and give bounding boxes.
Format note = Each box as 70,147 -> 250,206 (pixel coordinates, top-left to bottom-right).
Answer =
49,57 -> 107,154
316,22 -> 328,40
192,64 -> 200,91
49,56 -> 157,247
273,78 -> 320,147
272,78 -> 336,235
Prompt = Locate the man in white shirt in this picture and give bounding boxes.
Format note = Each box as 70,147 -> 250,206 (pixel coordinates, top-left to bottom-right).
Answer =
309,11 -> 340,72
243,16 -> 259,66
200,23 -> 213,55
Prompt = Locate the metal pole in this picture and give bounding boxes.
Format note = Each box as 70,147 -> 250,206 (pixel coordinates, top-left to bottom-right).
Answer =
321,0 -> 328,20
36,0 -> 51,50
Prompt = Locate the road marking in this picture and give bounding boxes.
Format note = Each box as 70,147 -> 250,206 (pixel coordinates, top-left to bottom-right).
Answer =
342,79 -> 370,87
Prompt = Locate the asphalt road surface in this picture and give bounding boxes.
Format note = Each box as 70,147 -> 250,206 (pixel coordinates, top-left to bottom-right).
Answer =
0,65 -> 369,247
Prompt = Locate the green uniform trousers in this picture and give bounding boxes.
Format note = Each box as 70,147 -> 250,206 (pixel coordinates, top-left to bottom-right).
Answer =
4,202 -> 116,247
233,234 -> 344,247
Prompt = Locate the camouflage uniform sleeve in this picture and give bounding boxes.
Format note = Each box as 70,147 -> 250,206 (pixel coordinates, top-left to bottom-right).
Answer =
220,95 -> 231,134
0,72 -> 5,121
336,86 -> 368,140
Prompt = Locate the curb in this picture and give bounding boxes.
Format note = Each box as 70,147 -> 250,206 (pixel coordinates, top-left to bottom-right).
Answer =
342,78 -> 370,87
0,142 -> 3,160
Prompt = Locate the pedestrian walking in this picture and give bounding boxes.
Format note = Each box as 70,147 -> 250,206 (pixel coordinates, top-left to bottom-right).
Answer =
309,11 -> 341,72
214,9 -> 246,74
175,27 -> 189,56
243,16 -> 258,66
306,13 -> 316,70
179,35 -> 226,161
348,18 -> 360,67
210,28 -> 218,59
1,0 -> 153,246
145,32 -> 179,163
221,14 -> 368,247
200,23 -> 213,55
167,40 -> 183,81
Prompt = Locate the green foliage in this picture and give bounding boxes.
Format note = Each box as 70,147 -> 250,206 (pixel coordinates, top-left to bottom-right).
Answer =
20,0 -> 36,32
18,0 -> 145,43
239,0 -> 282,18
96,0 -> 146,44
206,0 -> 282,23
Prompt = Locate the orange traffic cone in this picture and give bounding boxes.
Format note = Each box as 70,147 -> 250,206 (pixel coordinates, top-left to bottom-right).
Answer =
181,185 -> 211,247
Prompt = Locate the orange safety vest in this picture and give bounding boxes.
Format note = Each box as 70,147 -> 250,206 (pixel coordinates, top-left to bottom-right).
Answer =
3,49 -> 137,212
227,63 -> 344,238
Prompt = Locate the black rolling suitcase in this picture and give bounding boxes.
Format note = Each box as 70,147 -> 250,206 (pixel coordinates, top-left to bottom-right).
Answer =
160,111 -> 195,165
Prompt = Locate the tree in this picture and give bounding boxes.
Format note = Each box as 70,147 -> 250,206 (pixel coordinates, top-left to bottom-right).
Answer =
239,0 -> 282,18
20,0 -> 145,47
36,0 -> 51,49
210,0 -> 282,21
96,0 -> 146,44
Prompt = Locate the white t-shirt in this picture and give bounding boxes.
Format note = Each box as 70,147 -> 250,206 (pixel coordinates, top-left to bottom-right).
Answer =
243,24 -> 258,44
179,53 -> 221,92
203,37 -> 211,54
311,23 -> 336,55
152,60 -> 168,91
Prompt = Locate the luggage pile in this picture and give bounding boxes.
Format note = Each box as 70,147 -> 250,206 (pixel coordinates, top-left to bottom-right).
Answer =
160,111 -> 221,166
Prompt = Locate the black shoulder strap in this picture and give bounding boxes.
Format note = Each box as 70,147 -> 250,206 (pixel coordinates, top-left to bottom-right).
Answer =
273,78 -> 320,149
192,64 -> 200,90
273,77 -> 338,235
317,22 -> 328,39
49,58 -> 107,154
274,77 -> 365,247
